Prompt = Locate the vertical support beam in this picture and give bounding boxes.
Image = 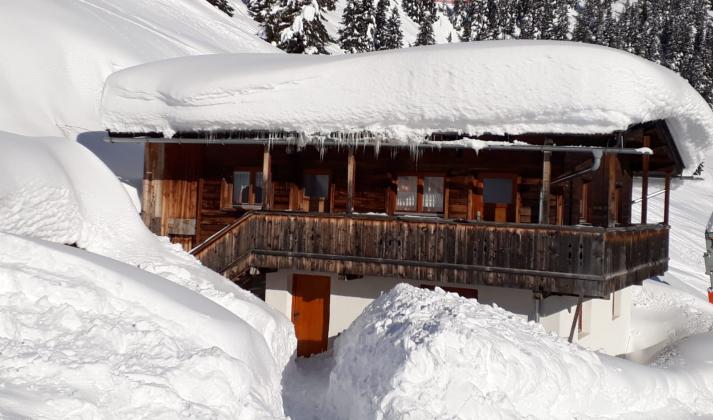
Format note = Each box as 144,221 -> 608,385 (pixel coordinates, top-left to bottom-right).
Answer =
262,145 -> 272,211
607,153 -> 618,228
568,295 -> 583,343
347,148 -> 355,214
539,151 -> 552,224
664,172 -> 671,226
641,136 -> 650,225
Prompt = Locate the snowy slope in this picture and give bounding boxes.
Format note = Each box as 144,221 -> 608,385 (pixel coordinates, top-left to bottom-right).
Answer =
0,0 -> 278,140
322,284 -> 713,419
101,41 -> 713,172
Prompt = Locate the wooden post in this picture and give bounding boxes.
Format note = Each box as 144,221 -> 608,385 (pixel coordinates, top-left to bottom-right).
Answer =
568,295 -> 583,343
607,153 -> 617,228
539,151 -> 552,224
262,145 -> 272,211
641,136 -> 650,224
347,148 -> 355,214
664,172 -> 671,226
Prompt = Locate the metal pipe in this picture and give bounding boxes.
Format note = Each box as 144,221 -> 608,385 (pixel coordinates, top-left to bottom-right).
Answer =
551,149 -> 603,185
106,136 -> 653,156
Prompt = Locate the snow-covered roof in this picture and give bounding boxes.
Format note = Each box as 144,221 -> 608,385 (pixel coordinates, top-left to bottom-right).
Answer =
100,41 -> 713,170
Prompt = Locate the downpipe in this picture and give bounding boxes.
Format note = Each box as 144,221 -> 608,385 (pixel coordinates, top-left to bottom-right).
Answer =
551,149 -> 604,186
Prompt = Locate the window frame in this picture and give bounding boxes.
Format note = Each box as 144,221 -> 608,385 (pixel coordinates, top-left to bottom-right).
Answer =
394,173 -> 446,215
230,167 -> 264,209
301,169 -> 333,213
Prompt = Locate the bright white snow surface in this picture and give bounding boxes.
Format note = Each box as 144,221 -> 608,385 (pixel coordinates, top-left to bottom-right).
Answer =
0,131 -> 295,418
101,40 -> 713,172
0,0 -> 277,140
316,284 -> 713,419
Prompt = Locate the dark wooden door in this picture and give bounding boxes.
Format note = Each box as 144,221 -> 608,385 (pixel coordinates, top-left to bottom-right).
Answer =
292,274 -> 330,357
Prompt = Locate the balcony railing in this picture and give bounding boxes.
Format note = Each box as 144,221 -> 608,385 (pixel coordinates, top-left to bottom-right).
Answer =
191,211 -> 669,298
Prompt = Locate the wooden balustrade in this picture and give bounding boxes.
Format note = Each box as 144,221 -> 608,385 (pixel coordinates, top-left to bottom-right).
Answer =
191,211 -> 669,298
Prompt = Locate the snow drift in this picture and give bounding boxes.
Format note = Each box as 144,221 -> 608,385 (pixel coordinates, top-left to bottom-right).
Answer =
0,131 -> 296,417
0,0 -> 277,139
100,41 -> 713,171
0,233 -> 283,419
324,284 -> 713,419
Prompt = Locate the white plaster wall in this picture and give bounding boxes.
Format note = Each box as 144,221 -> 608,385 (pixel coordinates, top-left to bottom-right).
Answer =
539,287 -> 633,355
265,269 -> 633,356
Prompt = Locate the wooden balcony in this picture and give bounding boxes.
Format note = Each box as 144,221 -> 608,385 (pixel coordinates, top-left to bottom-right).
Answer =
191,211 -> 669,298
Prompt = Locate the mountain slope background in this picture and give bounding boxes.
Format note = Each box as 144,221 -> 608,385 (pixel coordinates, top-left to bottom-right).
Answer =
0,0 -> 277,140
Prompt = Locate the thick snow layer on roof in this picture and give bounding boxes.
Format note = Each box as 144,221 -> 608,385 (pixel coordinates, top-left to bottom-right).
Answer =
0,0 -> 277,139
323,284 -> 713,419
101,41 -> 713,171
0,132 -> 296,416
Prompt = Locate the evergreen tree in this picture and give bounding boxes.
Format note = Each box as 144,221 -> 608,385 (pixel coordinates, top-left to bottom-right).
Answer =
402,0 -> 437,25
573,0 -> 614,45
415,15 -> 436,45
206,0 -> 235,16
338,0 -> 376,53
383,6 -> 404,49
373,0 -> 390,50
272,0 -> 332,54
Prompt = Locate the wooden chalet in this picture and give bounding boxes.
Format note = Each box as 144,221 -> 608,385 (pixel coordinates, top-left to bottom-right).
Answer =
107,121 -> 681,355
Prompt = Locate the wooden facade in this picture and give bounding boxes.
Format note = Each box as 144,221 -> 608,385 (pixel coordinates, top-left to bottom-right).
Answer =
129,121 -> 682,298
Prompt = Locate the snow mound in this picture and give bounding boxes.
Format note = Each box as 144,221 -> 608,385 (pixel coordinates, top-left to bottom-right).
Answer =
0,232 -> 284,419
101,41 -> 713,171
0,0 -> 277,139
325,284 -> 713,419
0,130 -> 296,371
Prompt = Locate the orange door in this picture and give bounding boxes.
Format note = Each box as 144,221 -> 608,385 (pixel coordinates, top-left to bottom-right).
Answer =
292,274 -> 330,357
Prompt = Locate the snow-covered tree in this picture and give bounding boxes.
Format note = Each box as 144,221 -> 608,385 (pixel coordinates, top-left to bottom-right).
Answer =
374,0 -> 390,50
383,6 -> 404,49
415,15 -> 436,45
402,0 -> 436,25
206,0 -> 235,16
573,0 -> 615,45
339,0 -> 376,53
271,0 -> 332,54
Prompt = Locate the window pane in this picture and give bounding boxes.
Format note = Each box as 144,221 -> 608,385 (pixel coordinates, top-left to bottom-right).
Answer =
233,171 -> 250,205
396,176 -> 418,212
304,174 -> 329,198
254,171 -> 263,204
483,178 -> 513,204
423,176 -> 444,212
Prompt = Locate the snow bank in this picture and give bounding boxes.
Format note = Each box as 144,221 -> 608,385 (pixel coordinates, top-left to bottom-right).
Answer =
101,41 -> 713,171
0,233 -> 283,419
324,284 -> 713,419
0,0 -> 277,139
0,130 -> 295,372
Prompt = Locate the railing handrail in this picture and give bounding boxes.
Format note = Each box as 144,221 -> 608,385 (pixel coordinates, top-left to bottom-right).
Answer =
189,210 -> 256,256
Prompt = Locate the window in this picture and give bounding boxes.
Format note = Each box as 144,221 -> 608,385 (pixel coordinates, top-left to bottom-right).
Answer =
396,176 -> 418,212
396,175 -> 444,213
423,176 -> 444,213
304,174 -> 329,199
302,173 -> 330,212
483,178 -> 513,204
232,170 -> 263,207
